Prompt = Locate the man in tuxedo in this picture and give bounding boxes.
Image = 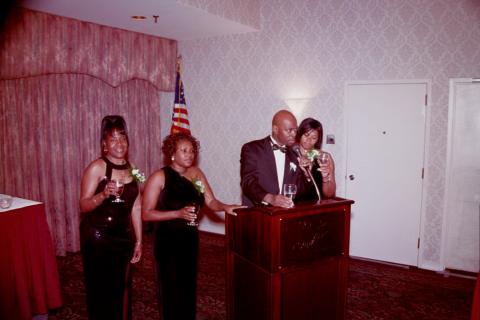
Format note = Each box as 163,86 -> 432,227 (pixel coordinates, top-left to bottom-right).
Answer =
240,109 -> 306,208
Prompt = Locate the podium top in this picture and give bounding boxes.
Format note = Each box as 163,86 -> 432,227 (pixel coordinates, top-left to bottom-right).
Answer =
234,197 -> 354,216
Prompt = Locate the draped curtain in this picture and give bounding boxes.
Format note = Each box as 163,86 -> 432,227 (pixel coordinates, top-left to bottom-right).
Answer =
0,9 -> 177,255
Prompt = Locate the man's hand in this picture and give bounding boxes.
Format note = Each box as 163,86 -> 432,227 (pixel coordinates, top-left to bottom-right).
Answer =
263,193 -> 293,208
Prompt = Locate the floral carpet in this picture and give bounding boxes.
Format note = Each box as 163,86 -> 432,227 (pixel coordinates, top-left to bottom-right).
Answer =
50,232 -> 476,320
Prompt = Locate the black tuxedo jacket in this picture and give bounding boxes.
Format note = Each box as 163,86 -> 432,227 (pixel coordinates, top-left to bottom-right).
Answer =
240,136 -> 304,207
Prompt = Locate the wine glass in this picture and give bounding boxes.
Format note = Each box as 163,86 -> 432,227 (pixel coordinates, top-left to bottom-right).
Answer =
283,184 -> 297,201
111,179 -> 125,203
186,202 -> 200,227
319,152 -> 329,165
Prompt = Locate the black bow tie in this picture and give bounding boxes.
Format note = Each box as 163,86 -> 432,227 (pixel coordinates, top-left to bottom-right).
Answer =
272,143 -> 287,153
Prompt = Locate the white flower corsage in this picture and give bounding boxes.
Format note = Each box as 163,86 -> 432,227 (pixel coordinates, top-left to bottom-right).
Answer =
191,177 -> 205,194
130,167 -> 146,183
306,149 -> 321,161
289,162 -> 297,172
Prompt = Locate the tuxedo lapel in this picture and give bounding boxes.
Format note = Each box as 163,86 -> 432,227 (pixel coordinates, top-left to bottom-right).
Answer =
262,137 -> 280,194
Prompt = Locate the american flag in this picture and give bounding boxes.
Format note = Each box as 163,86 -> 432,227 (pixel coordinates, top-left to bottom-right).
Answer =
170,57 -> 191,134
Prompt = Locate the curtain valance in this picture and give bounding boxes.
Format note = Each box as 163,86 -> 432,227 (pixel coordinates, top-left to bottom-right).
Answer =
0,8 -> 176,91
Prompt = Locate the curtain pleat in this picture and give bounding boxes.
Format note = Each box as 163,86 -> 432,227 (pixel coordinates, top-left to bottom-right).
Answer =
0,75 -> 164,255
0,8 -> 175,255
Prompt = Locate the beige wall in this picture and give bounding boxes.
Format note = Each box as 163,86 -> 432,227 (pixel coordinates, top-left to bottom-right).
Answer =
166,0 -> 480,270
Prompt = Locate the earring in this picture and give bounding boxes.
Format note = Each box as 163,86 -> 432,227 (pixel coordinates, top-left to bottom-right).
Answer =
171,156 -> 175,161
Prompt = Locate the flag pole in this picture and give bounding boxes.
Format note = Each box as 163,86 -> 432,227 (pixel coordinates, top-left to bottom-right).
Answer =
170,54 -> 191,135
176,55 -> 182,73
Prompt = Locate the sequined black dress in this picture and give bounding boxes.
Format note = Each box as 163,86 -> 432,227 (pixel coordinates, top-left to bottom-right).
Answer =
80,157 -> 139,320
153,166 -> 205,320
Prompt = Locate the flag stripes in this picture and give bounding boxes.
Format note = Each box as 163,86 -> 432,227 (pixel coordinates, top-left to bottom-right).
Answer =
170,56 -> 191,135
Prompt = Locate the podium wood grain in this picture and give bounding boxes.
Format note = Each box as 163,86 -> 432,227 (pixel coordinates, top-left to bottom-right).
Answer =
226,198 -> 353,320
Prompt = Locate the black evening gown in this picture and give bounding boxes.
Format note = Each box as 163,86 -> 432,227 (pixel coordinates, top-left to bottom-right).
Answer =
297,162 -> 324,203
80,157 -> 139,320
154,166 -> 205,320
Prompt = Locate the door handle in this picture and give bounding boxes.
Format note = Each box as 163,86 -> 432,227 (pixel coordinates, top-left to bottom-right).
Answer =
349,174 -> 355,181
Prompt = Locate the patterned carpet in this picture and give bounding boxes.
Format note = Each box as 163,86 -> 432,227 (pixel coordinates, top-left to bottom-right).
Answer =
50,232 -> 476,320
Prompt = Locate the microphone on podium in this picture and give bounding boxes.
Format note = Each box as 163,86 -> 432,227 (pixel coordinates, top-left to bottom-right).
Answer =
291,144 -> 322,203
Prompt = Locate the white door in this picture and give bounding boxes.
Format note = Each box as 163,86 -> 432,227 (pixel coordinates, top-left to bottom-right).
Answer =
345,81 -> 428,266
443,79 -> 480,273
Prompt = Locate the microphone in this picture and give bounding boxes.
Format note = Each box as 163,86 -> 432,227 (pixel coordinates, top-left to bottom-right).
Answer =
291,144 -> 309,180
291,144 -> 322,203
291,143 -> 302,158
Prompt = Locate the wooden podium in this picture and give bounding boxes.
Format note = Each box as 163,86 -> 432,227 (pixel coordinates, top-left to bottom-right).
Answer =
226,198 -> 353,320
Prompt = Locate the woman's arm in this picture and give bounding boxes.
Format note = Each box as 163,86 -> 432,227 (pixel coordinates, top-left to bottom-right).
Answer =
130,193 -> 142,263
194,168 -> 244,215
141,170 -> 197,222
79,160 -> 115,213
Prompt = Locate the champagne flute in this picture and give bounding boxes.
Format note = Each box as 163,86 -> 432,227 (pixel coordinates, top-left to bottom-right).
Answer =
111,179 -> 125,203
186,202 -> 200,227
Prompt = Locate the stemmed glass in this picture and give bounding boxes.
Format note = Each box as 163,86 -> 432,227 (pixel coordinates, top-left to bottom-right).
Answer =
186,202 -> 200,227
318,152 -> 329,165
111,179 -> 125,203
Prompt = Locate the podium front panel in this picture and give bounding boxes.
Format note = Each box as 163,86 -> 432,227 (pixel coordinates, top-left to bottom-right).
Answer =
280,209 -> 345,268
282,257 -> 340,320
226,198 -> 353,320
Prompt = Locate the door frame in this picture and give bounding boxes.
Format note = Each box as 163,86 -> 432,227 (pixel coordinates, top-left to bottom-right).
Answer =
343,79 -> 432,269
441,78 -> 480,272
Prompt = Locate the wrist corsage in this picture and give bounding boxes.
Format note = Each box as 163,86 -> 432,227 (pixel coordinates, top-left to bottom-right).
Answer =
191,177 -> 205,194
130,167 -> 146,183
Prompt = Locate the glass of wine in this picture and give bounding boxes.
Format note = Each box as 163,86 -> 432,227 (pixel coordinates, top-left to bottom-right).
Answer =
283,184 -> 297,201
111,179 -> 125,203
319,152 -> 329,165
186,202 -> 200,227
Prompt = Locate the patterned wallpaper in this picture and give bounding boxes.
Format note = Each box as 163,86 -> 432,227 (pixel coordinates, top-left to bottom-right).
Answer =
170,0 -> 480,270
178,0 -> 261,29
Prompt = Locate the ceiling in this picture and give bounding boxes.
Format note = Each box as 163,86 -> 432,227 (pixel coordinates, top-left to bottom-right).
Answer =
20,0 -> 257,41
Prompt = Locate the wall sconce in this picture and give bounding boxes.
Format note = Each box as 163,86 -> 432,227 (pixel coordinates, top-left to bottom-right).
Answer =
284,98 -> 309,119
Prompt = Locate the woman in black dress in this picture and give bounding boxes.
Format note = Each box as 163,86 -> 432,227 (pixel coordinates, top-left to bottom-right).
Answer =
295,117 -> 336,201
142,132 -> 241,320
79,115 -> 142,320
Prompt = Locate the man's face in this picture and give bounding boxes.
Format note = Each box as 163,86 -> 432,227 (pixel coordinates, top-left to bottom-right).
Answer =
273,117 -> 298,146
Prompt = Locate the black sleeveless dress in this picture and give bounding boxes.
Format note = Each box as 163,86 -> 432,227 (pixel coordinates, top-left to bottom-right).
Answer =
153,166 -> 205,320
80,157 -> 139,320
297,163 -> 325,202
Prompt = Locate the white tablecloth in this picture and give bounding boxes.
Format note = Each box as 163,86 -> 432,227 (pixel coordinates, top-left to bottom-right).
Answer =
0,194 -> 42,212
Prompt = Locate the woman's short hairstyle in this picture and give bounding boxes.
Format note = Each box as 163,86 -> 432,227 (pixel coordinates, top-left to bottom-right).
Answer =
162,132 -> 200,164
100,115 -> 129,153
296,117 -> 323,149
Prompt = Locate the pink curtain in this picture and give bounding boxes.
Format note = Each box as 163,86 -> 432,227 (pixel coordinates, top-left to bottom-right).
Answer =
0,9 -> 176,255
0,8 -> 176,90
